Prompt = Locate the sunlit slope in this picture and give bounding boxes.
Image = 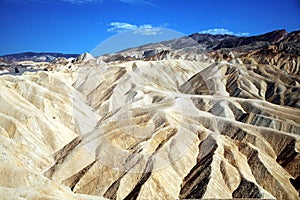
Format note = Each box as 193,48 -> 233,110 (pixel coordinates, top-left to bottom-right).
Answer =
0,59 -> 299,199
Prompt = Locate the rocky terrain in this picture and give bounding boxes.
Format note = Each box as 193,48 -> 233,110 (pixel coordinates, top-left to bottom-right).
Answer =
0,30 -> 299,199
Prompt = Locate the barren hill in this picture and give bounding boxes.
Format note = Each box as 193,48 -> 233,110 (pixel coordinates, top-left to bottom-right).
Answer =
0,30 -> 299,199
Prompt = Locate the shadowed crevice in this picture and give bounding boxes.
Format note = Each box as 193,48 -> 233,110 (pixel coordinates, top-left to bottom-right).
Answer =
290,176 -> 300,196
62,161 -> 96,191
179,135 -> 217,199
232,178 -> 262,198
44,136 -> 82,179
123,157 -> 154,200
276,139 -> 298,167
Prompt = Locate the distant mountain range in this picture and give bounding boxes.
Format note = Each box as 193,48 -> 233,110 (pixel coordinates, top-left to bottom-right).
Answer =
92,29 -> 299,77
0,52 -> 79,62
1,29 -> 299,64
100,29 -> 300,61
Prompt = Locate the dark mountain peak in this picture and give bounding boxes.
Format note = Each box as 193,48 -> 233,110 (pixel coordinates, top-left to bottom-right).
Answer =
278,30 -> 300,55
188,33 -> 237,43
252,29 -> 287,43
181,30 -> 289,52
211,29 -> 288,50
286,30 -> 300,41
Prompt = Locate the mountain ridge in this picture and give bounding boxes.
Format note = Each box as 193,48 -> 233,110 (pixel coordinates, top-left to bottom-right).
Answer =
116,29 -> 291,54
2,29 -> 298,63
0,52 -> 80,62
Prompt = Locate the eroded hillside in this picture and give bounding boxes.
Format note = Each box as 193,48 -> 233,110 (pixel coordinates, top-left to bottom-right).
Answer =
0,30 -> 300,199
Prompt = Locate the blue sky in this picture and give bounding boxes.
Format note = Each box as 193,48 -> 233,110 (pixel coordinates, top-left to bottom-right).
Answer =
0,0 -> 299,55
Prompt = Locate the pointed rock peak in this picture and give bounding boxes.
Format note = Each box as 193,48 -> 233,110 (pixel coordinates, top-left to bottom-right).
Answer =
75,52 -> 94,62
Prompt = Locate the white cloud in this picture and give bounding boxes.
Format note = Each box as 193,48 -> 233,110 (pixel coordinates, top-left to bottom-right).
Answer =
107,22 -> 138,32
108,22 -> 163,36
199,28 -> 249,36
